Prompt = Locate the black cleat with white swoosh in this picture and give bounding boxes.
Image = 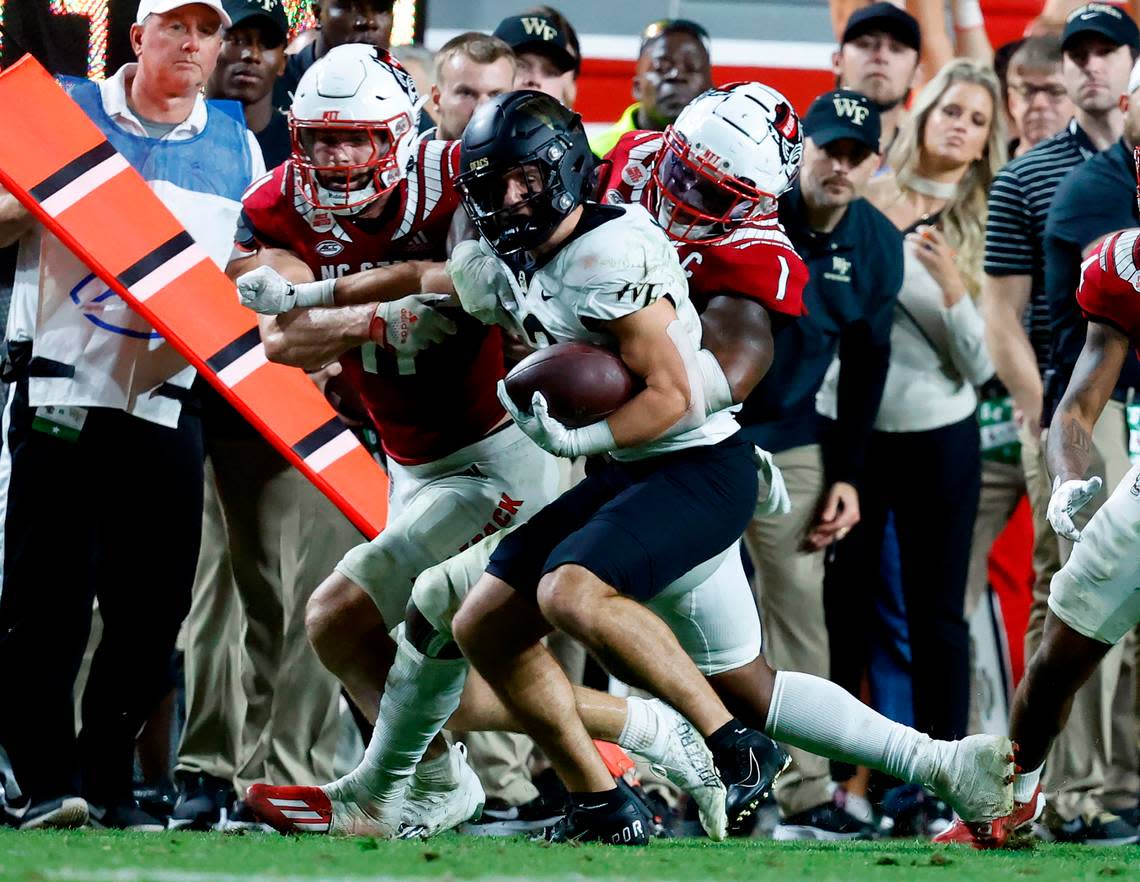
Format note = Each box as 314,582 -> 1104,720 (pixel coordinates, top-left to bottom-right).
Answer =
543,780 -> 654,846
711,726 -> 790,836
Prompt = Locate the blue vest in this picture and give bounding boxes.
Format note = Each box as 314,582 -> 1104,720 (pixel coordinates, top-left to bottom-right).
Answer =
59,76 -> 251,203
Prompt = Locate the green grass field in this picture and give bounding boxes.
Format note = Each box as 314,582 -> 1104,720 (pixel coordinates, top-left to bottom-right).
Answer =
0,830 -> 1135,882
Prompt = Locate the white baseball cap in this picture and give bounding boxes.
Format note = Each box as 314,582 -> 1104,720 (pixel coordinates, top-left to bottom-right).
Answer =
135,0 -> 232,29
1129,57 -> 1140,95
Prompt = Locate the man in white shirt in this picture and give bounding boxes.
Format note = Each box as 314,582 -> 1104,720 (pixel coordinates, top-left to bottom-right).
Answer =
0,0 -> 262,831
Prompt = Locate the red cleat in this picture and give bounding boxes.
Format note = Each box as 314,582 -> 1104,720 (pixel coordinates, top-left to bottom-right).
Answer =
246,784 -> 332,835
933,785 -> 1045,849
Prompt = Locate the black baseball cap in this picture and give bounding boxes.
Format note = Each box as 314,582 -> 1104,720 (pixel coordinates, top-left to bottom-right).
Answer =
803,89 -> 882,153
841,2 -> 921,54
493,14 -> 577,73
1061,3 -> 1140,53
223,0 -> 289,47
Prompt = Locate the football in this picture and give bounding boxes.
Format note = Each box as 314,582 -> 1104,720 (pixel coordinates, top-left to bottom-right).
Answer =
504,342 -> 638,428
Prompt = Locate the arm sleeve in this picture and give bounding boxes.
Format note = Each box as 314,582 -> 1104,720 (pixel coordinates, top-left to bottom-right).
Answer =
942,295 -> 995,387
823,231 -> 901,488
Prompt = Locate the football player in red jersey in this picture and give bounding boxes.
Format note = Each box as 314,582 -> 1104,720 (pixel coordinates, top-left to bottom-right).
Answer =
937,212 -> 1140,849
229,45 -> 561,836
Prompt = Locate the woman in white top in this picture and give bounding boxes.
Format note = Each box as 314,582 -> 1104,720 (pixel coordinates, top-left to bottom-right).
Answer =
818,58 -> 1005,752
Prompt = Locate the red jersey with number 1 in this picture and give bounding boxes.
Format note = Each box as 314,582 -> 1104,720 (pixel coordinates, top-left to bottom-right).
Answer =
238,139 -> 505,464
600,130 -> 808,317
1080,229 -> 1140,355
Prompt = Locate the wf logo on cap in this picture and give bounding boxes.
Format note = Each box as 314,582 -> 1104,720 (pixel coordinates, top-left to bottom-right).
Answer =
832,96 -> 869,125
521,17 -> 558,41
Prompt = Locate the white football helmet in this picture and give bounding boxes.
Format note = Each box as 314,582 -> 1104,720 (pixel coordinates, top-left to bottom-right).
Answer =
290,44 -> 419,214
653,82 -> 803,243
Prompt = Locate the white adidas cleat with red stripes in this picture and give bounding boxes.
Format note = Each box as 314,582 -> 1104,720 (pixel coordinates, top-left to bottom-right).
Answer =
246,783 -> 404,837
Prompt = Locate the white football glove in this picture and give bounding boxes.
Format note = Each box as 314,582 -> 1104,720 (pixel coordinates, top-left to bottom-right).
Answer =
371,294 -> 458,375
1047,475 -> 1103,541
236,265 -> 335,314
496,381 -> 615,458
752,445 -> 792,517
447,239 -> 513,326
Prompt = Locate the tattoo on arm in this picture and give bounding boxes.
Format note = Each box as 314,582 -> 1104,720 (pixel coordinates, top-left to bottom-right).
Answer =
1058,416 -> 1094,480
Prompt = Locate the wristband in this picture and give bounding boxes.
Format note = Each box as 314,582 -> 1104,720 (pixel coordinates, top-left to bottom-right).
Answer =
291,277 -> 337,309
696,347 -> 735,415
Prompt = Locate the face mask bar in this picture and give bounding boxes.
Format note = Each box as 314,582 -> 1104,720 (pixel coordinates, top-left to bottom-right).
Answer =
290,113 -> 411,212
652,128 -> 778,243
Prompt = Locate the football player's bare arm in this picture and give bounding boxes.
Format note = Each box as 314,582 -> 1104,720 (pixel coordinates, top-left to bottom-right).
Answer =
604,298 -> 693,446
699,294 -> 774,402
257,306 -> 375,371
982,273 -> 1043,431
1046,320 -> 1129,484
331,261 -> 453,305
0,183 -> 34,248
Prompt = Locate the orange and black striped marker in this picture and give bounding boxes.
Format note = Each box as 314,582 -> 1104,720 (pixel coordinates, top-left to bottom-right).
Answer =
0,56 -> 389,538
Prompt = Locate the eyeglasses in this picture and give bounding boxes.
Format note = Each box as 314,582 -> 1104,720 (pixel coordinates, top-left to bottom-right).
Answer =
1007,82 -> 1069,102
640,18 -> 711,53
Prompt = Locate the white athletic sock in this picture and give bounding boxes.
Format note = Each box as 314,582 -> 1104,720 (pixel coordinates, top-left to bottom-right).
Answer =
1013,764 -> 1043,804
618,696 -> 659,756
411,745 -> 458,789
329,629 -> 468,801
764,671 -> 936,785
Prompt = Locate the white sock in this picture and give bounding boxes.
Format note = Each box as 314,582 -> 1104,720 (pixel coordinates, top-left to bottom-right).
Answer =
618,696 -> 659,756
764,671 -> 937,785
329,628 -> 468,801
411,745 -> 458,789
1013,764 -> 1043,804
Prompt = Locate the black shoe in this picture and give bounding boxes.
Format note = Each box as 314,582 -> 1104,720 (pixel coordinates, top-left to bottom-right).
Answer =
89,799 -> 165,832
5,796 -> 89,830
1039,811 -> 1139,846
1113,804 -> 1140,829
169,772 -> 235,831
773,797 -> 879,841
544,786 -> 654,845
133,782 -> 176,822
218,799 -> 272,834
465,794 -> 566,836
709,726 -> 789,836
877,783 -> 949,838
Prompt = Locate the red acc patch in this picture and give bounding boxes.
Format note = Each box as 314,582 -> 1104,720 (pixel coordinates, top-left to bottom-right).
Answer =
621,164 -> 648,186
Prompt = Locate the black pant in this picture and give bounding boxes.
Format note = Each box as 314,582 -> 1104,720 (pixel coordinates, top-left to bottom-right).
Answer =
824,415 -> 980,743
0,377 -> 204,805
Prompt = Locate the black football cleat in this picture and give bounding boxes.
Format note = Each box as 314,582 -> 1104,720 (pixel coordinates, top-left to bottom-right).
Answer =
543,782 -> 654,846
711,725 -> 790,836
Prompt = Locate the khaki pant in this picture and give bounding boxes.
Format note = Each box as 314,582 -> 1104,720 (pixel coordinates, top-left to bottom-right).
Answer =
1021,402 -> 1139,819
744,444 -> 831,816
965,459 -> 1025,734
178,434 -> 360,793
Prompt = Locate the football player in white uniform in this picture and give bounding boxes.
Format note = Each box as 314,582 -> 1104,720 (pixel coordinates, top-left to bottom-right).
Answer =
241,87 -> 1017,845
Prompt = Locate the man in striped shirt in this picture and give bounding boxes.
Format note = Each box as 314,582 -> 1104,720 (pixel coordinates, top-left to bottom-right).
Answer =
982,2 -> 1139,846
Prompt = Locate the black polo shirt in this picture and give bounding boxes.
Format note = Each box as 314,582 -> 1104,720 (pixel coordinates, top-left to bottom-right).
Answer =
1044,137 -> 1140,416
738,184 -> 902,488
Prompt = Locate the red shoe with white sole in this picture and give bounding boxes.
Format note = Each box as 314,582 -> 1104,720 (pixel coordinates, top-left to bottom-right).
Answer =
932,785 -> 1045,849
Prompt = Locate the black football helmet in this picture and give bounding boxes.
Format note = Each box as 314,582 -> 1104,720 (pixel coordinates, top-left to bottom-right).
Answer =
455,90 -> 595,257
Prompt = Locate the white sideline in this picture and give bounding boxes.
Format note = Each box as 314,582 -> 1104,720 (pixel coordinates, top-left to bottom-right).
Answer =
44,870 -> 695,882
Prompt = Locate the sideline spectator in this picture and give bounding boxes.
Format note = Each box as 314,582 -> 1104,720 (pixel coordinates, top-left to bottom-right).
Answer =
170,0 -> 361,832
833,3 -> 921,157
590,19 -> 712,156
275,0 -> 394,109
982,2 -> 1139,844
0,0 -> 263,830
429,32 -> 516,140
822,58 -> 1005,786
493,11 -> 578,107
745,89 -> 902,840
1004,37 -> 1074,157
208,0 -> 290,167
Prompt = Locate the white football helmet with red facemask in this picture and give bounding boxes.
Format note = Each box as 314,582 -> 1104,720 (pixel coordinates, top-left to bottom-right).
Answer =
290,44 -> 418,215
653,82 -> 803,243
